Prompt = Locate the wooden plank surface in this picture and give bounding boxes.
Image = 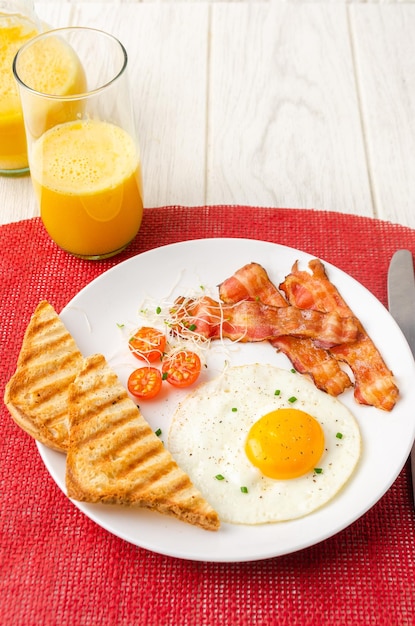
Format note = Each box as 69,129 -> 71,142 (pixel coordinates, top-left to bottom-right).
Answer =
1,2 -> 415,228
350,5 -> 415,227
207,3 -> 373,215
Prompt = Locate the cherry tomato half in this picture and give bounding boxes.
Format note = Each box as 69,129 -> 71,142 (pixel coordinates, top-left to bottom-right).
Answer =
162,350 -> 202,388
128,367 -> 163,399
128,327 -> 166,363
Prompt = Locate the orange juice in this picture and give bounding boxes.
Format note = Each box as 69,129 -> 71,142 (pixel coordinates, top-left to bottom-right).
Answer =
0,15 -> 39,172
1,22 -> 87,173
15,33 -> 87,138
30,119 -> 143,258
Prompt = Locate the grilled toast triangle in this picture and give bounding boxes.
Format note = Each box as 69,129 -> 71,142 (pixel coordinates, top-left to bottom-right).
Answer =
66,353 -> 220,531
4,300 -> 83,452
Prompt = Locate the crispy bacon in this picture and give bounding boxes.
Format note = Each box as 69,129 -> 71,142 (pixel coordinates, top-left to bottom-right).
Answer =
279,259 -> 399,411
219,263 -> 352,396
272,336 -> 353,396
218,264 -> 288,308
170,295 -> 359,348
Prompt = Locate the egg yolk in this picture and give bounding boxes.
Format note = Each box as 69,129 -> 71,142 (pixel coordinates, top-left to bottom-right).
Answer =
245,408 -> 325,479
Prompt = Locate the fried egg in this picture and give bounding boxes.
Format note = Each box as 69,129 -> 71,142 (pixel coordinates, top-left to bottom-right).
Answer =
168,364 -> 361,524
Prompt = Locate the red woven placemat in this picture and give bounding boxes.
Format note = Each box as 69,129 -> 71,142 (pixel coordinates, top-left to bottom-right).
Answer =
1,206 -> 414,626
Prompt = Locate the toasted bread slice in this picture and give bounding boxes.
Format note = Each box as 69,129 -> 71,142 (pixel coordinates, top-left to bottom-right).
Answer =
66,354 -> 220,531
4,300 -> 83,452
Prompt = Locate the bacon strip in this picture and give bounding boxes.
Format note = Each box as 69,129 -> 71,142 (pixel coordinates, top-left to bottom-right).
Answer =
170,295 -> 359,348
218,264 -> 288,308
219,263 -> 352,396
279,259 -> 399,411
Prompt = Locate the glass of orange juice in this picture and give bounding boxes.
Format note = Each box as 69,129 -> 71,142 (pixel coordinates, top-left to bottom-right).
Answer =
13,27 -> 144,260
0,0 -> 41,175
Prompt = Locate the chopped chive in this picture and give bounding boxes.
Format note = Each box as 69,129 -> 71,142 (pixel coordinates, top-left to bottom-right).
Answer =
162,372 -> 168,380
156,306 -> 162,314
274,389 -> 281,396
288,396 -> 297,403
215,474 -> 225,481
231,407 -> 238,412
314,468 -> 323,474
290,368 -> 296,374
336,432 -> 343,439
240,486 -> 248,494
188,324 -> 197,331
155,428 -> 162,437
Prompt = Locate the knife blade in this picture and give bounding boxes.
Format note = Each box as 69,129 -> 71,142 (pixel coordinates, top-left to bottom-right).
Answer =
387,249 -> 415,504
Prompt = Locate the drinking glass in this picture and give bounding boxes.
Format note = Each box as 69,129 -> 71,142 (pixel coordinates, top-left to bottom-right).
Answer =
0,0 -> 41,175
14,27 -> 144,260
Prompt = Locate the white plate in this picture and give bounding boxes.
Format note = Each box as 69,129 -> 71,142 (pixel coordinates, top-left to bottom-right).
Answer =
37,238 -> 415,562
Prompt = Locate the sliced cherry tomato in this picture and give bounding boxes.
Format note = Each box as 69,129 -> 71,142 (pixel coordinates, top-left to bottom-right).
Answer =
162,350 -> 202,388
128,326 -> 166,363
128,367 -> 163,399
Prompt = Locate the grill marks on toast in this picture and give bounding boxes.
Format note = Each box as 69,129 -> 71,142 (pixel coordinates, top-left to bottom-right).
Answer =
4,301 -> 83,451
66,354 -> 220,531
5,302 -> 220,530
16,316 -> 73,365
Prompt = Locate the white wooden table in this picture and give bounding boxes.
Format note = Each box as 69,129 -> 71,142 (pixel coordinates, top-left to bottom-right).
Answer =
2,1 -> 415,228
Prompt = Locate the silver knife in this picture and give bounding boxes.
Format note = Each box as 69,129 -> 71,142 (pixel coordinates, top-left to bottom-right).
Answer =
387,249 -> 415,504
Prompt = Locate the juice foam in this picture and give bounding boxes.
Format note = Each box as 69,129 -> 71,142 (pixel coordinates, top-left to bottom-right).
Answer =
16,34 -> 87,97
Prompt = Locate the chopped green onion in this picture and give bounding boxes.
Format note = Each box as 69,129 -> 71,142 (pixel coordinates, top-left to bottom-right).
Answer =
232,407 -> 238,412
314,468 -> 323,474
240,486 -> 248,494
215,474 -> 225,481
274,389 -> 281,396
290,368 -> 296,374
156,306 -> 162,315
188,324 -> 197,331
116,322 -> 125,328
288,396 -> 297,403
336,432 -> 343,439
155,428 -> 162,437
162,372 -> 168,380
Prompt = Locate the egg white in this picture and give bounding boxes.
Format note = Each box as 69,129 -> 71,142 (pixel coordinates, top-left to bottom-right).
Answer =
168,364 -> 361,524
